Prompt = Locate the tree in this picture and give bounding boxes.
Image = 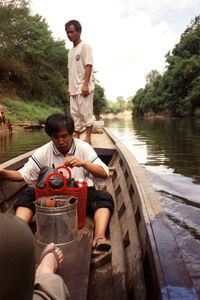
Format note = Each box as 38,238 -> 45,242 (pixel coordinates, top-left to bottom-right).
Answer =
181,15 -> 200,39
132,16 -> 200,117
93,83 -> 107,119
0,0 -> 111,114
0,0 -> 68,110
117,96 -> 125,111
145,69 -> 160,84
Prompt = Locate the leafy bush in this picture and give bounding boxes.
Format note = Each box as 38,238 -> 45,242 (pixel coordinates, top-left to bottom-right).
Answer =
194,108 -> 200,118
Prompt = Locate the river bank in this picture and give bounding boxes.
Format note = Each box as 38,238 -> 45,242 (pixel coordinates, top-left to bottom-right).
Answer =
101,110 -> 132,119
0,122 -> 44,132
100,110 -> 172,120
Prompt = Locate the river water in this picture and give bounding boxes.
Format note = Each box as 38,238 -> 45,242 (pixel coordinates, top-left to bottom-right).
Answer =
105,117 -> 200,294
1,117 -> 200,292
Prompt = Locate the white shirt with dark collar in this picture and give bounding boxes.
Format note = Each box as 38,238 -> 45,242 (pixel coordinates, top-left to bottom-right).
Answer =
19,138 -> 109,187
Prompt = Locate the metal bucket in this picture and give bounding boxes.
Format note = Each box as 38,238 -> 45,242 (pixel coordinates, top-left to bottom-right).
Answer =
35,195 -> 78,246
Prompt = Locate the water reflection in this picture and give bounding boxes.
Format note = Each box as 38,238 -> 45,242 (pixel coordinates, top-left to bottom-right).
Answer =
132,118 -> 200,182
105,117 -> 200,291
0,131 -> 13,158
105,117 -> 200,203
0,129 -> 50,164
105,118 -> 149,164
105,117 -> 200,184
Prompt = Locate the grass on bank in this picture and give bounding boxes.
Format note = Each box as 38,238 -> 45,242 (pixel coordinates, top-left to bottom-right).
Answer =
1,98 -> 64,125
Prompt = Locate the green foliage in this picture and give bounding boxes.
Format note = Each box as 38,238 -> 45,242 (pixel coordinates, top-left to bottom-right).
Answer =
93,83 -> 107,119
0,0 -> 68,111
103,96 -> 132,114
132,16 -> 200,118
0,0 -> 108,117
194,108 -> 200,118
2,97 -> 63,124
145,69 -> 160,85
187,76 -> 200,108
116,96 -> 125,112
103,101 -> 120,114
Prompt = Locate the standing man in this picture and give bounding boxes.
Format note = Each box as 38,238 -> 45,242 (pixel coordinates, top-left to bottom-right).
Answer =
65,20 -> 94,145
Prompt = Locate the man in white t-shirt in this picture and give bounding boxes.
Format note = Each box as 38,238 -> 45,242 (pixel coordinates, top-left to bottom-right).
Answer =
65,20 -> 94,145
0,114 -> 114,251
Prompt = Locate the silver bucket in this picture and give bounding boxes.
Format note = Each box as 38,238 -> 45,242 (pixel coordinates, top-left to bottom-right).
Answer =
35,195 -> 78,246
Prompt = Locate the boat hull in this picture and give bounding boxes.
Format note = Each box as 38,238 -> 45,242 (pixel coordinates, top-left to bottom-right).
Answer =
0,128 -> 198,299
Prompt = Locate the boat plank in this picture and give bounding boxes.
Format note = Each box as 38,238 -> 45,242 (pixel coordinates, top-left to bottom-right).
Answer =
1,127 -> 199,298
0,180 -> 26,204
0,149 -> 35,170
106,176 -> 128,300
80,129 -> 115,150
35,218 -> 93,300
114,159 -> 147,299
115,139 -> 198,298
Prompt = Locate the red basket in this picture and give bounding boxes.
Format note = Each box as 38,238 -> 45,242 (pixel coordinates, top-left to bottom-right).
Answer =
34,166 -> 87,229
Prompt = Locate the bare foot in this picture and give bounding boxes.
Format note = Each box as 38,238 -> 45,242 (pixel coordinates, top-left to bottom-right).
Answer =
36,243 -> 64,276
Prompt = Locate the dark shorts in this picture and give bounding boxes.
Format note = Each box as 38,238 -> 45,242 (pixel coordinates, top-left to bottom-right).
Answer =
86,187 -> 114,216
13,186 -> 114,216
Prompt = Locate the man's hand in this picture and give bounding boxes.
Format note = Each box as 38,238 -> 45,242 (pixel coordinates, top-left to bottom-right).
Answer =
64,156 -> 108,178
64,156 -> 85,168
81,84 -> 89,97
67,88 -> 70,100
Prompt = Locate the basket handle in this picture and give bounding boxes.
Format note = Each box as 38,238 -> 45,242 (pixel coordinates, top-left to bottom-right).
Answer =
46,172 -> 68,191
56,165 -> 71,178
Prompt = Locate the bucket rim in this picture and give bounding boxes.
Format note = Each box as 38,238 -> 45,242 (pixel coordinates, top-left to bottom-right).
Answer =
35,195 -> 77,211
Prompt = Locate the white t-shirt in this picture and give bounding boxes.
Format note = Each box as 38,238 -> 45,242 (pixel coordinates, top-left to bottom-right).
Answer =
19,138 -> 108,187
68,41 -> 94,95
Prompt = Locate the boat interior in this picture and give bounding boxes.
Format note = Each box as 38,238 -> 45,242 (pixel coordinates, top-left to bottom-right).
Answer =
0,128 -> 198,299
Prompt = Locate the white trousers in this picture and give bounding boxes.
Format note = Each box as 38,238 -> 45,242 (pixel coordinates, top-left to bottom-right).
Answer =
70,92 -> 94,132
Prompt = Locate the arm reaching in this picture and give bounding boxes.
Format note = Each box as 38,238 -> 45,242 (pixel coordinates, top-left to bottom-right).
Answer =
0,169 -> 24,181
64,156 -> 108,179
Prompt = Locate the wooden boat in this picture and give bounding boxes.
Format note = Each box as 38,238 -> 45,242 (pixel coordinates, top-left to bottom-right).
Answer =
0,128 -> 198,299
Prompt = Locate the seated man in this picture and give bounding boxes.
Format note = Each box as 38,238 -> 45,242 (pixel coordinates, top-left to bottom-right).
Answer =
0,113 -> 114,250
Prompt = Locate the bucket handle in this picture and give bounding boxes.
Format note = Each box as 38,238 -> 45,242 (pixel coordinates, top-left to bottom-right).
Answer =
56,165 -> 72,178
45,166 -> 71,191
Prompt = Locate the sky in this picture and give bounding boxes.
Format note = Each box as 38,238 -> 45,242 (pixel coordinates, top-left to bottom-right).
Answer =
30,0 -> 200,101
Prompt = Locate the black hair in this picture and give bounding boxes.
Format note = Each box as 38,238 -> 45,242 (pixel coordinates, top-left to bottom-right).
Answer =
45,113 -> 74,136
65,20 -> 82,32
